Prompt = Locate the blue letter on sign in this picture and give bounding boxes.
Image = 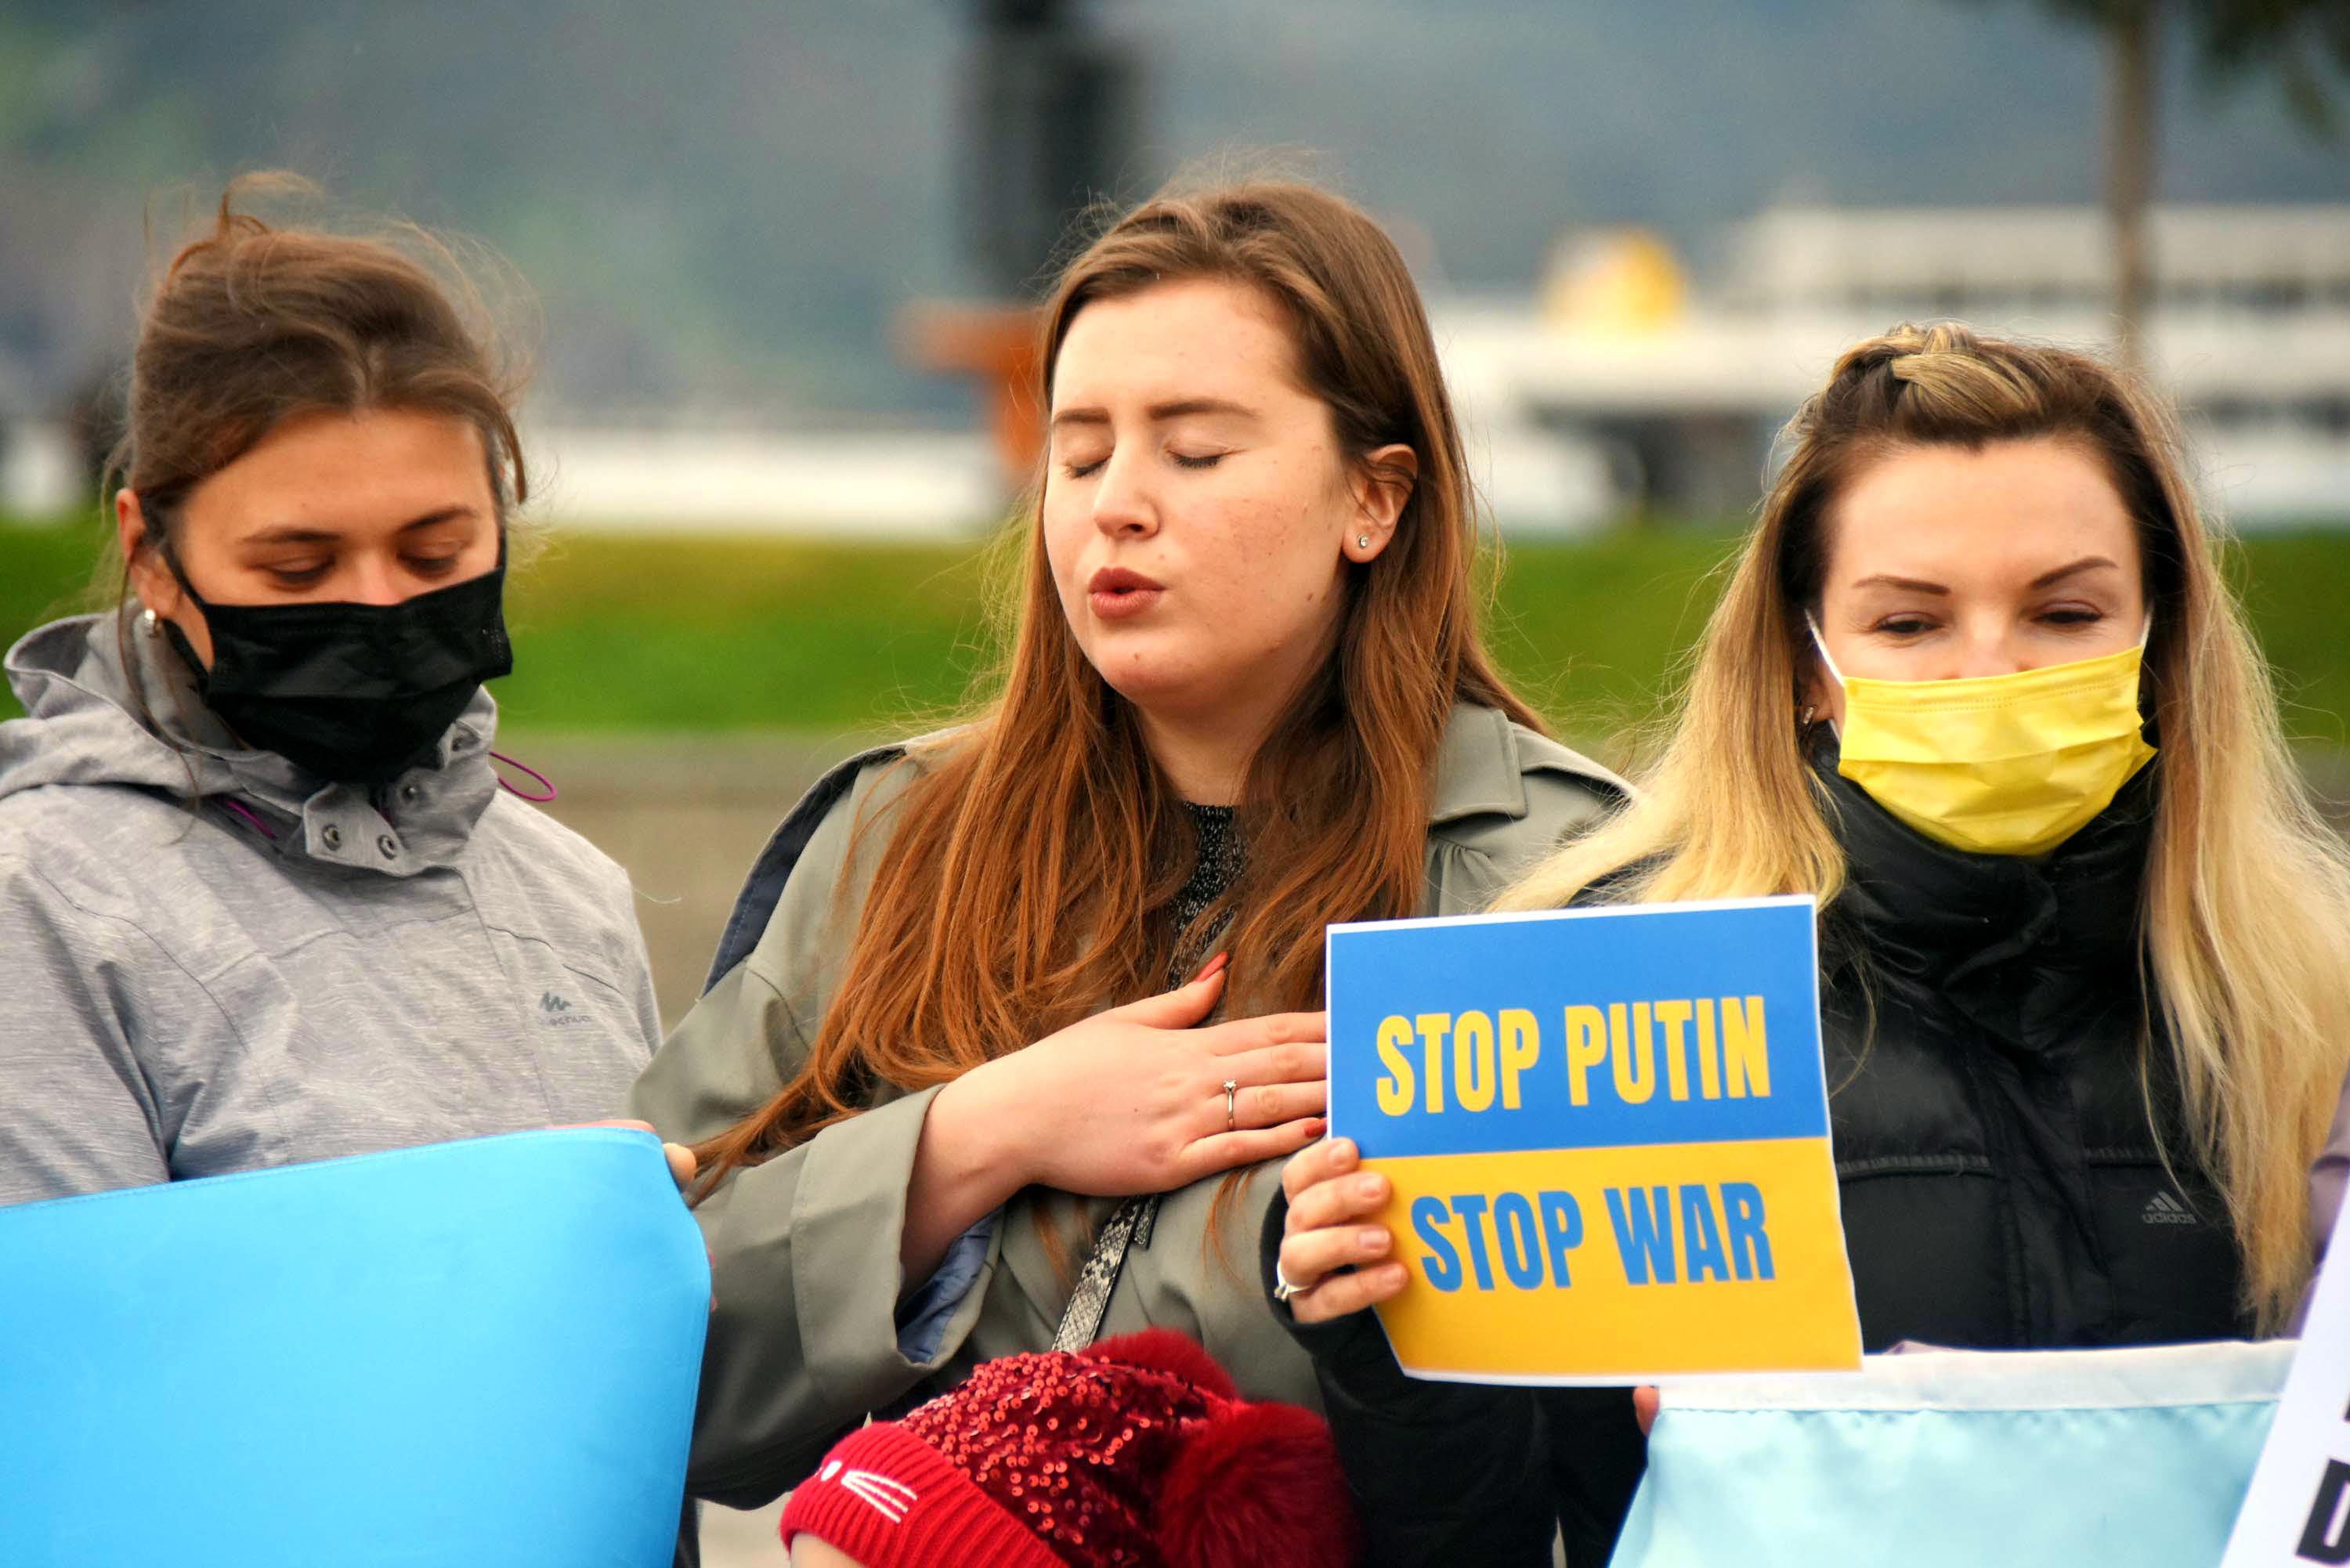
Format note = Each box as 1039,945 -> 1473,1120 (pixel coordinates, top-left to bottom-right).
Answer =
1680,1184 -> 1730,1282
1604,1186 -> 1679,1285
1539,1190 -> 1582,1287
1412,1197 -> 1462,1292
1492,1193 -> 1545,1289
1723,1182 -> 1775,1281
1451,1194 -> 1498,1291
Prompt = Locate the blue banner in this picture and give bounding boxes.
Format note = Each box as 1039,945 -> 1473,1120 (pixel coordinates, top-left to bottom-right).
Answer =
1329,897 -> 1831,1157
0,1129 -> 709,1566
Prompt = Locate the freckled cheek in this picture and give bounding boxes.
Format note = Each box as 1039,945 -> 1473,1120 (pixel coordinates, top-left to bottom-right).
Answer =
1185,512 -> 1287,627
1204,482 -> 1328,570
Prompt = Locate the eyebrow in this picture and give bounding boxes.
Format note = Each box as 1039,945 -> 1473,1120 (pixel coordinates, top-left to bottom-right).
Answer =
1048,396 -> 1263,429
1846,556 -> 2121,597
2026,555 -> 2120,589
239,507 -> 479,547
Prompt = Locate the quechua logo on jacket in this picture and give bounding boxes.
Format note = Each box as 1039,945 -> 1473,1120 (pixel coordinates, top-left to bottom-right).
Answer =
538,991 -> 591,1028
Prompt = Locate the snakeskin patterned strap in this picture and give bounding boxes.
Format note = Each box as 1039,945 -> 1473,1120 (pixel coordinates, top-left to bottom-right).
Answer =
1050,1192 -> 1160,1351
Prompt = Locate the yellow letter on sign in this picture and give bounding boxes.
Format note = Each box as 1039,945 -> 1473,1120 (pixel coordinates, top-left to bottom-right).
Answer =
1375,1015 -> 1417,1116
1564,1005 -> 1607,1106
1499,1009 -> 1540,1109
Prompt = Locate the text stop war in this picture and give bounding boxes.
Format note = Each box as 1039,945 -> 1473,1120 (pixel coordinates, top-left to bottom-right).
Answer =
1410,1180 -> 1777,1293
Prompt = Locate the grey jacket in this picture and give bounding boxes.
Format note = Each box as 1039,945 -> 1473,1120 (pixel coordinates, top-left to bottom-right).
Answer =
0,611 -> 661,1208
631,704 -> 1629,1508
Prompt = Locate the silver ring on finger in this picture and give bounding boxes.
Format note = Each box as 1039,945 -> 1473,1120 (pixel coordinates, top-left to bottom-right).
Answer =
1224,1078 -> 1239,1131
1273,1260 -> 1304,1303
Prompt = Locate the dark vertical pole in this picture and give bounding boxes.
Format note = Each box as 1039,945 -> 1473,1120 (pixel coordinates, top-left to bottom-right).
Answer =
2105,0 -> 2160,368
960,0 -> 1139,300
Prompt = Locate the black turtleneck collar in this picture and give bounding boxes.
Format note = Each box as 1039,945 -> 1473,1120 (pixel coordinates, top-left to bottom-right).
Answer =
1814,734 -> 2157,1053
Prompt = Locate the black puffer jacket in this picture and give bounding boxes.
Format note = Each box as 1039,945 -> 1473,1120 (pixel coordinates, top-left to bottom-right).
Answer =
1264,760 -> 2249,1568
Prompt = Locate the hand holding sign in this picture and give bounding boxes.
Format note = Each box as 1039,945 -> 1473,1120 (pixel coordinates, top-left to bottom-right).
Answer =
1278,1136 -> 1408,1324
566,1117 -> 697,1188
1325,895 -> 1861,1384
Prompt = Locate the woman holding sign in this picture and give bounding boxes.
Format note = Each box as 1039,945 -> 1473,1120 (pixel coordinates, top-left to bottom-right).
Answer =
627,176 -> 1626,1508
0,182 -> 665,1208
1271,323 -> 2350,1565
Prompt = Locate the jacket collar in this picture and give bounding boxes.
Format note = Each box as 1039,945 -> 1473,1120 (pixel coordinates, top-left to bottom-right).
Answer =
1818,735 -> 2155,1045
1429,703 -> 1627,826
4,610 -> 501,877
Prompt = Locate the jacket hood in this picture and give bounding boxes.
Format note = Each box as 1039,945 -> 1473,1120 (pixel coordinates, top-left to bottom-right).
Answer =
5,612 -> 244,800
1,609 -> 504,876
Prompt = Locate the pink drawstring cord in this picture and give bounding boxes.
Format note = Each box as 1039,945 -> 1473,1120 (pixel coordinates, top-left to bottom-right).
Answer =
212,750 -> 554,840
215,797 -> 279,841
489,750 -> 559,803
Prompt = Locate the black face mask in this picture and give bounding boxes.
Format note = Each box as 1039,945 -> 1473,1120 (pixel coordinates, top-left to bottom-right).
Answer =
161,555 -> 513,786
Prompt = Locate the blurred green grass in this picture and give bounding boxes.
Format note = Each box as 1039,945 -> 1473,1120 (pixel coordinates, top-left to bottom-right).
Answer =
5,514 -> 2347,753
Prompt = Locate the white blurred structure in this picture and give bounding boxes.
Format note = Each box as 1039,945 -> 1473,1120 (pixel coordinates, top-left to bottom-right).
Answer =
0,418 -> 1010,539
0,411 -> 1623,537
1434,203 -> 2350,526
524,425 -> 1002,538
9,205 -> 2344,533
0,420 -> 82,518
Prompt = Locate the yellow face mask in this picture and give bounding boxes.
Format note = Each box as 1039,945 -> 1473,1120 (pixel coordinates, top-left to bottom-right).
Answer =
1812,620 -> 2157,858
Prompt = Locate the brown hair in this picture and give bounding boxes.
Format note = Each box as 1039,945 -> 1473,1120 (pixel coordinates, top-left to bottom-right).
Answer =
696,178 -> 1542,1190
110,172 -> 530,592
1499,321 -> 2350,1326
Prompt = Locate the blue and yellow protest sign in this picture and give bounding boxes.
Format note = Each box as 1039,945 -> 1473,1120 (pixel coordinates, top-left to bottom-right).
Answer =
1328,894 -> 1861,1384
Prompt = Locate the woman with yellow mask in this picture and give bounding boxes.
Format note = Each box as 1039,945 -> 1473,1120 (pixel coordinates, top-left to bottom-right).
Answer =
1263,323 -> 2350,1567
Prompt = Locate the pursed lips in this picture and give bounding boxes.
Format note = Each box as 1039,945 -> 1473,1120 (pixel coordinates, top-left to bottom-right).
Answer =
1087,566 -> 1166,621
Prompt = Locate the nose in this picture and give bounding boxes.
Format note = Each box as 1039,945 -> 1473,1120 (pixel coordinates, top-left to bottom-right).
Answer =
345,556 -> 407,606
1090,449 -> 1159,540
1952,620 -> 2032,680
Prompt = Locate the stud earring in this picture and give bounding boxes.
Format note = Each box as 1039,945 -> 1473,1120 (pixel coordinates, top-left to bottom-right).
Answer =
140,608 -> 162,640
1357,533 -> 1372,550
1799,703 -> 1817,727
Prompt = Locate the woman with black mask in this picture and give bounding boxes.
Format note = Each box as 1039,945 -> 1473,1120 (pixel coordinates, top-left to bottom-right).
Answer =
0,180 -> 665,1206
1266,324 -> 2350,1566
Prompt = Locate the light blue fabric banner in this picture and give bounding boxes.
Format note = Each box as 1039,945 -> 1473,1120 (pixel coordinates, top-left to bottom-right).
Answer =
0,1129 -> 710,1567
1614,1341 -> 2291,1568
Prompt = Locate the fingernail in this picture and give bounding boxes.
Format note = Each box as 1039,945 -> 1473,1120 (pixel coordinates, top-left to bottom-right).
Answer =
1302,1118 -> 1328,1136
1331,1139 -> 1356,1165
1357,1175 -> 1385,1201
1359,1228 -> 1390,1253
1190,951 -> 1231,984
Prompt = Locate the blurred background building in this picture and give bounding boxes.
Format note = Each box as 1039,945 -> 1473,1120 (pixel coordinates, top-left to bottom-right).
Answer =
3,0 -> 2347,533
1438,201 -> 2350,526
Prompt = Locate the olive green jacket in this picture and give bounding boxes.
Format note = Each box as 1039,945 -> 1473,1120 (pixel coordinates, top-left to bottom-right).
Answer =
629,704 -> 1625,1507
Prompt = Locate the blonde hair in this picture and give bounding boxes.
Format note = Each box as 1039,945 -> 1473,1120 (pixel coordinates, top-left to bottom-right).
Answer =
1498,322 -> 2350,1328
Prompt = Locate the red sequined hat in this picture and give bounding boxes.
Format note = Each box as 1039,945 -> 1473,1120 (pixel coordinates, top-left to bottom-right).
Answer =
779,1328 -> 1360,1568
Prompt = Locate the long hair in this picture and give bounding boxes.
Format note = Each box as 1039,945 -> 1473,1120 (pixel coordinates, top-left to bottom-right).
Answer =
1496,322 -> 2350,1327
696,179 -> 1542,1189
